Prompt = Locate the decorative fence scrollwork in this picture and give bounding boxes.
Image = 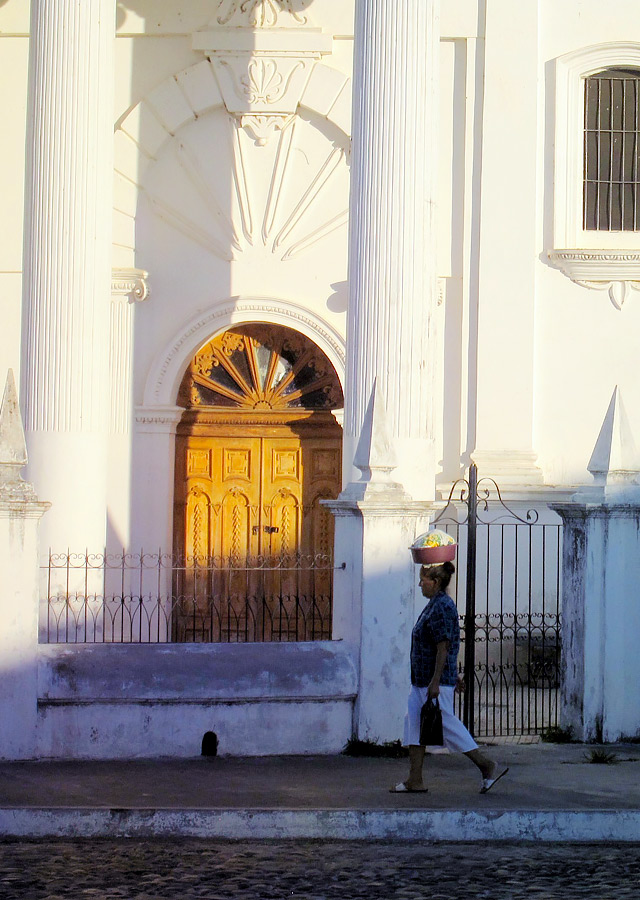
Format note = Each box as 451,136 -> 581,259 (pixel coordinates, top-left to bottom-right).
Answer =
43,551 -> 341,644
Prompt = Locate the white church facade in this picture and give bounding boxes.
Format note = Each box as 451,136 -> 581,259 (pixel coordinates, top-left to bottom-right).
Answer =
2,0 -> 640,759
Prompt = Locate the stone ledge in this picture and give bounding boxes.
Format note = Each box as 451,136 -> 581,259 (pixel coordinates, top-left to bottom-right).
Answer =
38,641 -> 358,702
3,808 -> 640,842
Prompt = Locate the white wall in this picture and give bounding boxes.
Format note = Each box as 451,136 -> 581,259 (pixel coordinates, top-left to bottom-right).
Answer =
534,0 -> 640,485
37,641 -> 358,757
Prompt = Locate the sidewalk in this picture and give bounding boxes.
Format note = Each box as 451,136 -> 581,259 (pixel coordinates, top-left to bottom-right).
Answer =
1,742 -> 640,841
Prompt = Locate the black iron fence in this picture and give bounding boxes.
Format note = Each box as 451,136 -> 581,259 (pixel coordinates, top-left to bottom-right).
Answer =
435,465 -> 563,738
43,551 -> 337,644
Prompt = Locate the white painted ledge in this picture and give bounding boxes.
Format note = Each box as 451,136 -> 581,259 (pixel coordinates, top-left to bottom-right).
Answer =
548,249 -> 640,309
3,808 -> 640,842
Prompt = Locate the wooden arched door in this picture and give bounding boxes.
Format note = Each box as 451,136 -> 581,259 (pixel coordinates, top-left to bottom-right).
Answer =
173,323 -> 343,641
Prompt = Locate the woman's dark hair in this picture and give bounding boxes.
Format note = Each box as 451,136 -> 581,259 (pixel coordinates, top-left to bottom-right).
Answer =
420,560 -> 455,590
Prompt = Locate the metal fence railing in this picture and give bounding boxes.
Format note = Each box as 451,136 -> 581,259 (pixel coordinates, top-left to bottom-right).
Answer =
433,464 -> 563,738
446,521 -> 562,738
43,551 -> 337,644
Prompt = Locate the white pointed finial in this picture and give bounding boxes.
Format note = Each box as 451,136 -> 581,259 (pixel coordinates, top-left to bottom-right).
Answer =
0,370 -> 27,467
353,377 -> 398,482
0,370 -> 36,501
585,386 -> 640,500
340,379 -> 410,502
588,387 -> 640,480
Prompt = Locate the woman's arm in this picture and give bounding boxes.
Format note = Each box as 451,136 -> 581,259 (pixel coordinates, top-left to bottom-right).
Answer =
428,640 -> 450,698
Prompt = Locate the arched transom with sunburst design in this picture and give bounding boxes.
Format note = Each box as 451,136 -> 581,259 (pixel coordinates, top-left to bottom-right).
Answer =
178,323 -> 344,411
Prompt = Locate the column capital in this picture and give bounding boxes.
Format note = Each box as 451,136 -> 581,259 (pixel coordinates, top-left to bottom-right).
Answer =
111,268 -> 151,303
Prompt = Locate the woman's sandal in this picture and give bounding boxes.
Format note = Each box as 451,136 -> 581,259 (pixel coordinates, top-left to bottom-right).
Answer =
389,782 -> 428,793
480,766 -> 509,794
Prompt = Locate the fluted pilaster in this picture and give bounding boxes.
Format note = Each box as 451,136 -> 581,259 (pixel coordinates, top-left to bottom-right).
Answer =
109,282 -> 150,435
21,0 -> 114,552
107,284 -> 149,552
344,0 -> 440,498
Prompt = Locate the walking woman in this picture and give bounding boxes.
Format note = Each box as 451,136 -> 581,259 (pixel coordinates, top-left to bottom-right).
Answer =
391,561 -> 508,793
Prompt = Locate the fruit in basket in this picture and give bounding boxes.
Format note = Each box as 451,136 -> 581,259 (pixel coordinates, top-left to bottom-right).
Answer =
410,529 -> 457,564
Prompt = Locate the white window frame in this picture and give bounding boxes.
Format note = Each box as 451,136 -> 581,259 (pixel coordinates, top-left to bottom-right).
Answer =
549,42 -> 640,307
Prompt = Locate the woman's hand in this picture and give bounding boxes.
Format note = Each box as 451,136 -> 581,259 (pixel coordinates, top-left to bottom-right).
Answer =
427,679 -> 440,699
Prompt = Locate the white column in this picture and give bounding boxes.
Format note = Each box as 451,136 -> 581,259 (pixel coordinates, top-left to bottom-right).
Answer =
21,0 -> 114,555
344,0 -> 441,501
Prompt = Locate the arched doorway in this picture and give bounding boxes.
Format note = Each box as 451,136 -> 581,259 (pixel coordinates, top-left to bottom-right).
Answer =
173,323 -> 343,641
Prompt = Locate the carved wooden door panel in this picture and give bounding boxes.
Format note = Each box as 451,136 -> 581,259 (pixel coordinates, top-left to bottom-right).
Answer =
179,437 -> 309,562
181,437 -> 262,563
260,437 -> 304,616
175,436 -> 263,640
300,439 -> 342,607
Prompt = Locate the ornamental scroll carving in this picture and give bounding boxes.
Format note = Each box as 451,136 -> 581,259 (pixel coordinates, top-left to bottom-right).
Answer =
240,58 -> 303,105
214,56 -> 306,142
240,114 -> 294,146
111,268 -> 150,302
204,50 -> 318,144
216,0 -> 309,28
194,2 -> 331,146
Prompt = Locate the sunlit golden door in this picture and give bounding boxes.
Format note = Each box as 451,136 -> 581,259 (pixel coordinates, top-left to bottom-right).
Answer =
173,324 -> 343,641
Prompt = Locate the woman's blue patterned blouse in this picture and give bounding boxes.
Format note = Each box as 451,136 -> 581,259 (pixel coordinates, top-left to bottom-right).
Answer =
410,590 -> 460,687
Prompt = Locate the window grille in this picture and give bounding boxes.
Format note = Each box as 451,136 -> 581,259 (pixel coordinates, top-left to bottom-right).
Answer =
584,68 -> 640,231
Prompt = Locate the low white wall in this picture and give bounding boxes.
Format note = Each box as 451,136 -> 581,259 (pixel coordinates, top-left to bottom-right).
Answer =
37,642 -> 358,758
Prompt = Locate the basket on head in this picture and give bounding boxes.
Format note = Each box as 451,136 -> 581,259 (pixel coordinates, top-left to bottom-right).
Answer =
409,529 -> 457,564
410,543 -> 457,564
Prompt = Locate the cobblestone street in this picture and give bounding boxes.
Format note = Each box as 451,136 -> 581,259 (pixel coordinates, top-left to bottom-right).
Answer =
0,840 -> 639,900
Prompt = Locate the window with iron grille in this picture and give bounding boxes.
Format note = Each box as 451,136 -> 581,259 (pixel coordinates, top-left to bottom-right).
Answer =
584,67 -> 640,231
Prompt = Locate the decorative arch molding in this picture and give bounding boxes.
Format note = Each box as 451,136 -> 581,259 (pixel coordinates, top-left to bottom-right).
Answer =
113,61 -> 351,216
113,59 -> 351,271
115,59 -> 351,173
141,296 -> 346,409
557,40 -> 640,76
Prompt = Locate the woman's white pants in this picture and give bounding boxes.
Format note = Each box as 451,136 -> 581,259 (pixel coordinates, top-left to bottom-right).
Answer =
403,684 -> 478,753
